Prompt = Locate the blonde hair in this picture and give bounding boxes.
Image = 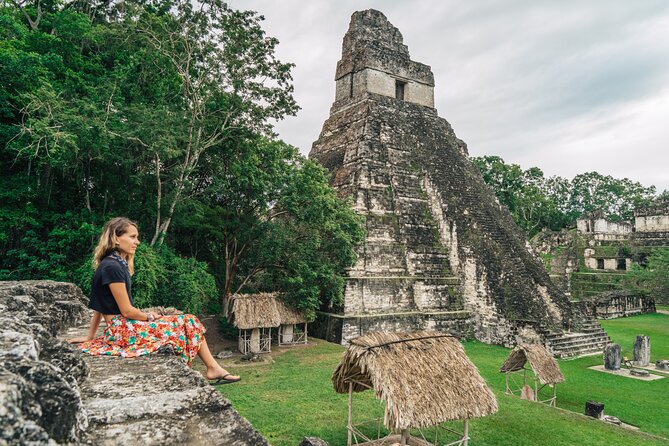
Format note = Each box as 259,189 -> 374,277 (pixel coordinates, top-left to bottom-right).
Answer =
93,217 -> 138,275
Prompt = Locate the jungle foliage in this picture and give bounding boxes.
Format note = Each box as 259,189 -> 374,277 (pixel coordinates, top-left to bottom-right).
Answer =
473,155 -> 663,236
625,248 -> 669,305
0,0 -> 363,315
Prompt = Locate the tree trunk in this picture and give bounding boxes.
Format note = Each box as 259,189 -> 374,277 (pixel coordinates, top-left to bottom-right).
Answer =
151,153 -> 162,246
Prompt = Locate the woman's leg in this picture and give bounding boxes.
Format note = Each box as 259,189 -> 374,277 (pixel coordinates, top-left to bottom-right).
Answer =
197,338 -> 240,381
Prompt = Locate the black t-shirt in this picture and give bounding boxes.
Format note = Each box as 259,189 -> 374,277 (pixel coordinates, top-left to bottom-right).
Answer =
89,255 -> 133,315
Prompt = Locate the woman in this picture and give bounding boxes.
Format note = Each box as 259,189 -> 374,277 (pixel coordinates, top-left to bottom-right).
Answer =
71,217 -> 240,385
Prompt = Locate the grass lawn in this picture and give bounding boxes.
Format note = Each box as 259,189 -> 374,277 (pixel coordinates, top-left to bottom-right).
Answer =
656,305 -> 669,312
600,312 -> 669,359
219,313 -> 669,446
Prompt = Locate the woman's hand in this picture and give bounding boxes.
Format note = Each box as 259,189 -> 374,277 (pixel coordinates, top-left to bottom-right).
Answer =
67,336 -> 90,344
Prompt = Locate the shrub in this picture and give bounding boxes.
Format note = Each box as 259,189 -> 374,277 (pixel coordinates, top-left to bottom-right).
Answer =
158,247 -> 217,314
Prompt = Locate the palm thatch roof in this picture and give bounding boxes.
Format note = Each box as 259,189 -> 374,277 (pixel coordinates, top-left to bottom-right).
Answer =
274,298 -> 308,325
332,331 -> 498,430
230,293 -> 281,329
499,344 -> 565,385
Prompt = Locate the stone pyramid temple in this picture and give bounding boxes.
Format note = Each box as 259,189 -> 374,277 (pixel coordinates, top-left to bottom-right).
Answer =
309,10 -> 610,354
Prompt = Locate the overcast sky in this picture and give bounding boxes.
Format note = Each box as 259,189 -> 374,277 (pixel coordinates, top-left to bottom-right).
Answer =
230,0 -> 669,192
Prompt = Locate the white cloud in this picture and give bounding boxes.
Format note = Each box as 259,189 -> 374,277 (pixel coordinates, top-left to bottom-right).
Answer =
230,0 -> 669,191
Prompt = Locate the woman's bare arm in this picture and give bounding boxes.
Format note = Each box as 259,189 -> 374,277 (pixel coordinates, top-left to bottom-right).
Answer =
67,311 -> 103,343
108,283 -> 157,321
86,311 -> 103,339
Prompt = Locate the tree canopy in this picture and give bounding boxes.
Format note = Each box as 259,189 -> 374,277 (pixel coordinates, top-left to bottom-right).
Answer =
0,0 -> 362,316
473,155 -> 662,236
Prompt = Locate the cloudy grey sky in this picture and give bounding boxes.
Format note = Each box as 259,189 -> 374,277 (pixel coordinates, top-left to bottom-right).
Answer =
230,0 -> 669,192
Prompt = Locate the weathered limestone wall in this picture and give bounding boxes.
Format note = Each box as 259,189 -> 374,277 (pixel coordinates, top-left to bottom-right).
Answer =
73,354 -> 268,446
531,229 -> 579,296
635,215 -> 669,232
335,68 -> 434,107
577,218 -> 633,236
540,202 -> 669,302
312,310 -> 474,345
0,281 -> 270,446
332,8 -> 435,112
343,277 -> 459,314
583,252 -> 631,271
635,202 -> 669,233
576,291 -> 655,319
0,281 -> 90,445
334,11 -> 434,86
310,9 -> 572,346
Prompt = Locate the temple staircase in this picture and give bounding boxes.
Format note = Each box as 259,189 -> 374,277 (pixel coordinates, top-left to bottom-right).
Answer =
545,319 -> 611,359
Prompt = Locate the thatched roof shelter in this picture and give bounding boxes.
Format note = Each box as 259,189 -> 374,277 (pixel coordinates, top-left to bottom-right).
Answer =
332,331 -> 498,430
274,299 -> 308,325
499,344 -> 565,385
230,293 -> 281,329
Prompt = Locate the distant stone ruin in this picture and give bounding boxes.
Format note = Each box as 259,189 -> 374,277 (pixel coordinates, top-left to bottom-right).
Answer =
535,201 -> 669,303
577,203 -> 669,273
309,10 -> 574,348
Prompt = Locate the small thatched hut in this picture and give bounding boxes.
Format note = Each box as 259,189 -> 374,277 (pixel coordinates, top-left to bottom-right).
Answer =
274,299 -> 309,346
230,293 -> 281,354
332,331 -> 498,446
499,343 -> 565,406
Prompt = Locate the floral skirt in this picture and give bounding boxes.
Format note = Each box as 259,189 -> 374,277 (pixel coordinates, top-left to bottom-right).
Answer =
79,314 -> 206,364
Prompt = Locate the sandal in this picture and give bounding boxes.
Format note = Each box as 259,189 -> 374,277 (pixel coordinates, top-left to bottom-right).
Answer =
209,373 -> 241,385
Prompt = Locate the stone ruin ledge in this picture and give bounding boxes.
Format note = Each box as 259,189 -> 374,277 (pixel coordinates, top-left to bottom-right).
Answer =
0,280 -> 269,446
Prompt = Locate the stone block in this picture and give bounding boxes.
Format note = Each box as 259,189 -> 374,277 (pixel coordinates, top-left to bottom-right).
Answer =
655,360 -> 669,370
604,344 -> 621,370
0,281 -> 90,445
299,437 -> 330,446
585,400 -> 604,419
633,335 -> 650,367
1,281 -> 271,446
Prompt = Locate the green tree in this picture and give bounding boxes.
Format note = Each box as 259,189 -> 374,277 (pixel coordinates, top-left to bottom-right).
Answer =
473,156 -> 565,235
1,3 -> 290,256
568,172 -> 656,222
114,0 -> 299,245
474,156 -> 661,234
170,137 -> 365,317
1,0 -> 298,246
625,248 -> 669,305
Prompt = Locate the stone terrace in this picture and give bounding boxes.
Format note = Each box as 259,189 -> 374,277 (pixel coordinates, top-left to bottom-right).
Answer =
0,280 -> 268,446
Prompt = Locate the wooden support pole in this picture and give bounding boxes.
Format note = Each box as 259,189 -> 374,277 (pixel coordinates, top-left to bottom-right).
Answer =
400,428 -> 409,446
463,419 -> 469,446
553,384 -> 557,407
250,327 -> 260,353
347,382 -> 353,446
